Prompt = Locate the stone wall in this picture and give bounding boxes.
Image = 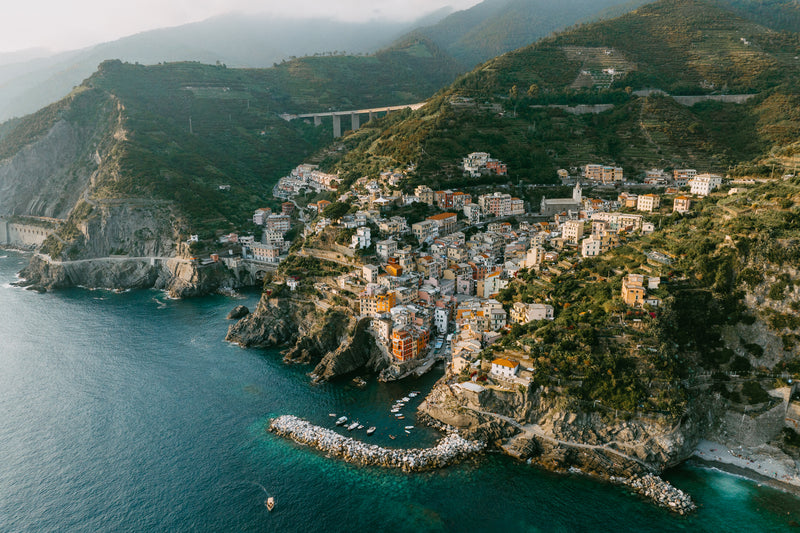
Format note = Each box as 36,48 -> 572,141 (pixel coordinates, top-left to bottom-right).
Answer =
0,220 -> 54,248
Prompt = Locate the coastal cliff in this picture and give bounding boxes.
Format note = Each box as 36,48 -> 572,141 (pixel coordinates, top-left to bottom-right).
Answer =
420,378 -> 705,478
226,291 -> 389,379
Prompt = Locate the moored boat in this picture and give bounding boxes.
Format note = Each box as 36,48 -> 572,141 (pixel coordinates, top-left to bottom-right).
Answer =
404,425 -> 414,430
347,421 -> 359,431
366,427 -> 376,435
336,416 -> 347,426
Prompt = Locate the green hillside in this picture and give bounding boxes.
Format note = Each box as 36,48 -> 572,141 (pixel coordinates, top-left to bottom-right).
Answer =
414,0 -> 652,67
0,39 -> 462,242
327,0 -> 800,186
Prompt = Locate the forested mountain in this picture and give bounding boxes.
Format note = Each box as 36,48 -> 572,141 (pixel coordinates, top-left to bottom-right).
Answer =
412,0 -> 653,67
328,0 -> 800,187
0,12 -> 443,123
0,37 -> 461,252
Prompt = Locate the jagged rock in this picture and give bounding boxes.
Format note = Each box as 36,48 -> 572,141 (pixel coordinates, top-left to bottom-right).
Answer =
226,294 -> 391,380
226,305 -> 250,320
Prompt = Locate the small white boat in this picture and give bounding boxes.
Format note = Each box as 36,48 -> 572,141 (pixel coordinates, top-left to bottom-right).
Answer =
402,397 -> 410,402
357,425 -> 364,430
394,413 -> 403,417
266,496 -> 275,511
404,425 -> 414,430
404,430 -> 411,434
329,413 -> 336,417
336,416 -> 347,426
347,421 -> 359,431
366,427 -> 376,435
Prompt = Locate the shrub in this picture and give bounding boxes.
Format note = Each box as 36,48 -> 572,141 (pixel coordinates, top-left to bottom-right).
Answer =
742,380 -> 770,404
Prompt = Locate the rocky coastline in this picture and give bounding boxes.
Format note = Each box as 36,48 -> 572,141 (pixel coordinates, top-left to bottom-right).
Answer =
609,473 -> 696,514
268,415 -> 485,472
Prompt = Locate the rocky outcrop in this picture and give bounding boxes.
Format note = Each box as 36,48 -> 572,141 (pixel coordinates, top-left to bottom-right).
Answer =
313,318 -> 389,380
227,305 -> 250,320
18,254 -> 256,297
420,378 -> 705,477
227,293 -> 390,380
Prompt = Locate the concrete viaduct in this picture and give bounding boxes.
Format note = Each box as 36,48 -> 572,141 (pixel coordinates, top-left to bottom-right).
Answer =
280,102 -> 426,138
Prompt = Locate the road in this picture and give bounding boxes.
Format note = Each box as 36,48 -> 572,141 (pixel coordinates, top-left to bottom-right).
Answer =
467,406 -> 653,469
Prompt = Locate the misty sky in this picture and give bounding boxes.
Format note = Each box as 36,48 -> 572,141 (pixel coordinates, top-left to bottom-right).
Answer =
1,0 -> 482,54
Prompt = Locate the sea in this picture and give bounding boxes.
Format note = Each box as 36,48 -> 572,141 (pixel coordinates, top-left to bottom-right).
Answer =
1,250 -> 798,532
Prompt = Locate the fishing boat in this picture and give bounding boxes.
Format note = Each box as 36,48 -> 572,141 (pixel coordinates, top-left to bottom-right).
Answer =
336,416 -> 347,426
347,421 -> 359,431
366,427 -> 376,436
266,496 -> 275,511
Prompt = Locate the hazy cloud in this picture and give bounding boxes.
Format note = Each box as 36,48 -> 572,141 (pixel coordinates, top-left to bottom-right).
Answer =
1,0 -> 480,53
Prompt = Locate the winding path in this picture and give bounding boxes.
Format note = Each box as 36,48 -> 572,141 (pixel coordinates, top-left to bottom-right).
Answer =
466,406 -> 653,470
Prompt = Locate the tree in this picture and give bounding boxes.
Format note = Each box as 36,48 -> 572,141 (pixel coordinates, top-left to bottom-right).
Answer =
322,201 -> 350,221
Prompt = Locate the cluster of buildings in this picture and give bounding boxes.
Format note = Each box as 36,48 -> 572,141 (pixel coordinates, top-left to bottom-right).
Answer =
274,164 -> 341,197
462,152 -> 508,177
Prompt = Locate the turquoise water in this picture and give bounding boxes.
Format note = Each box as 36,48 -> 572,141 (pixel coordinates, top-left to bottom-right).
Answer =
1,250 -> 798,532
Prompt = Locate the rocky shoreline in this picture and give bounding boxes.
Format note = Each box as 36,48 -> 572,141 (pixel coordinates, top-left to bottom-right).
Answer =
268,415 -> 485,472
609,473 -> 696,514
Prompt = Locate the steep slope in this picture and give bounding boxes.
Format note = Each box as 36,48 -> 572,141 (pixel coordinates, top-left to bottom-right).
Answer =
413,0 -> 653,67
328,0 -> 800,185
1,43 -> 459,292
0,12 -> 448,123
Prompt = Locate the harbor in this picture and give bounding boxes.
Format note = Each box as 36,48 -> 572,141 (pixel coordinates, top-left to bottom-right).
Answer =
269,415 -> 485,472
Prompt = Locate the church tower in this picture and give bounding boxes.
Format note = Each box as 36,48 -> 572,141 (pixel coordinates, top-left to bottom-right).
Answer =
573,181 -> 582,204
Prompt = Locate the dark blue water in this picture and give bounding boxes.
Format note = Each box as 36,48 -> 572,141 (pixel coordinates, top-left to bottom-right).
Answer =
1,250 -> 798,532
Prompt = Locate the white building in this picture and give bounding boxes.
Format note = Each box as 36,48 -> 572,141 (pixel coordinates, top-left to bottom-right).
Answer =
434,307 -> 449,334
581,235 -> 603,257
562,220 -> 585,245
636,194 -> 660,212
511,302 -> 554,324
351,226 -> 371,250
689,174 -> 723,197
376,239 -> 397,261
363,264 -> 379,283
491,358 -> 519,378
463,203 -> 481,225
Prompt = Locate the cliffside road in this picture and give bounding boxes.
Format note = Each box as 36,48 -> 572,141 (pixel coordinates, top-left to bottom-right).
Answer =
35,254 -> 190,265
466,406 -> 653,470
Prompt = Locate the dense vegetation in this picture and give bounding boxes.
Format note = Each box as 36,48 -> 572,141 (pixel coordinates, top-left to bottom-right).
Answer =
328,0 -> 800,187
490,176 -> 800,415
412,0 -> 650,67
0,38 -> 463,237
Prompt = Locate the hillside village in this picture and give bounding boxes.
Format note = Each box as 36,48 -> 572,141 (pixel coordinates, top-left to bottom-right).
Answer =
205,149 -> 789,392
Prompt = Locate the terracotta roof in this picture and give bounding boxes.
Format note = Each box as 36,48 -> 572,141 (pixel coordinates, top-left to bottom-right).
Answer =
428,213 -> 457,220
492,358 -> 519,368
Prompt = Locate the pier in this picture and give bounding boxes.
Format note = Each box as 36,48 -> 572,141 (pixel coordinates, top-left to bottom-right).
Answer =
269,415 -> 485,472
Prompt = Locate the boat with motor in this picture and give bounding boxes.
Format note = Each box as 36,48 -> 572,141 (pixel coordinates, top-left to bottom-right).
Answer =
336,416 -> 347,426
404,426 -> 414,430
347,421 -> 359,431
329,413 -> 336,417
266,496 -> 275,511
357,424 -> 364,430
366,427 -> 376,436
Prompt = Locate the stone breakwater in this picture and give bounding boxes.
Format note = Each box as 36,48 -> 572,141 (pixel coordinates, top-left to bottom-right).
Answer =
269,415 -> 485,472
611,473 -> 697,514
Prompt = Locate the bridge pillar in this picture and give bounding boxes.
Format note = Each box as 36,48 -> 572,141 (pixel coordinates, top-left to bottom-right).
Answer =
314,115 -> 322,126
351,112 -> 360,131
368,111 -> 376,122
332,114 -> 342,138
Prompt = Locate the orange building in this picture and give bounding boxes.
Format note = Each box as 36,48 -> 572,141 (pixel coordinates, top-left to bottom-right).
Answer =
391,326 -> 430,362
621,274 -> 646,307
